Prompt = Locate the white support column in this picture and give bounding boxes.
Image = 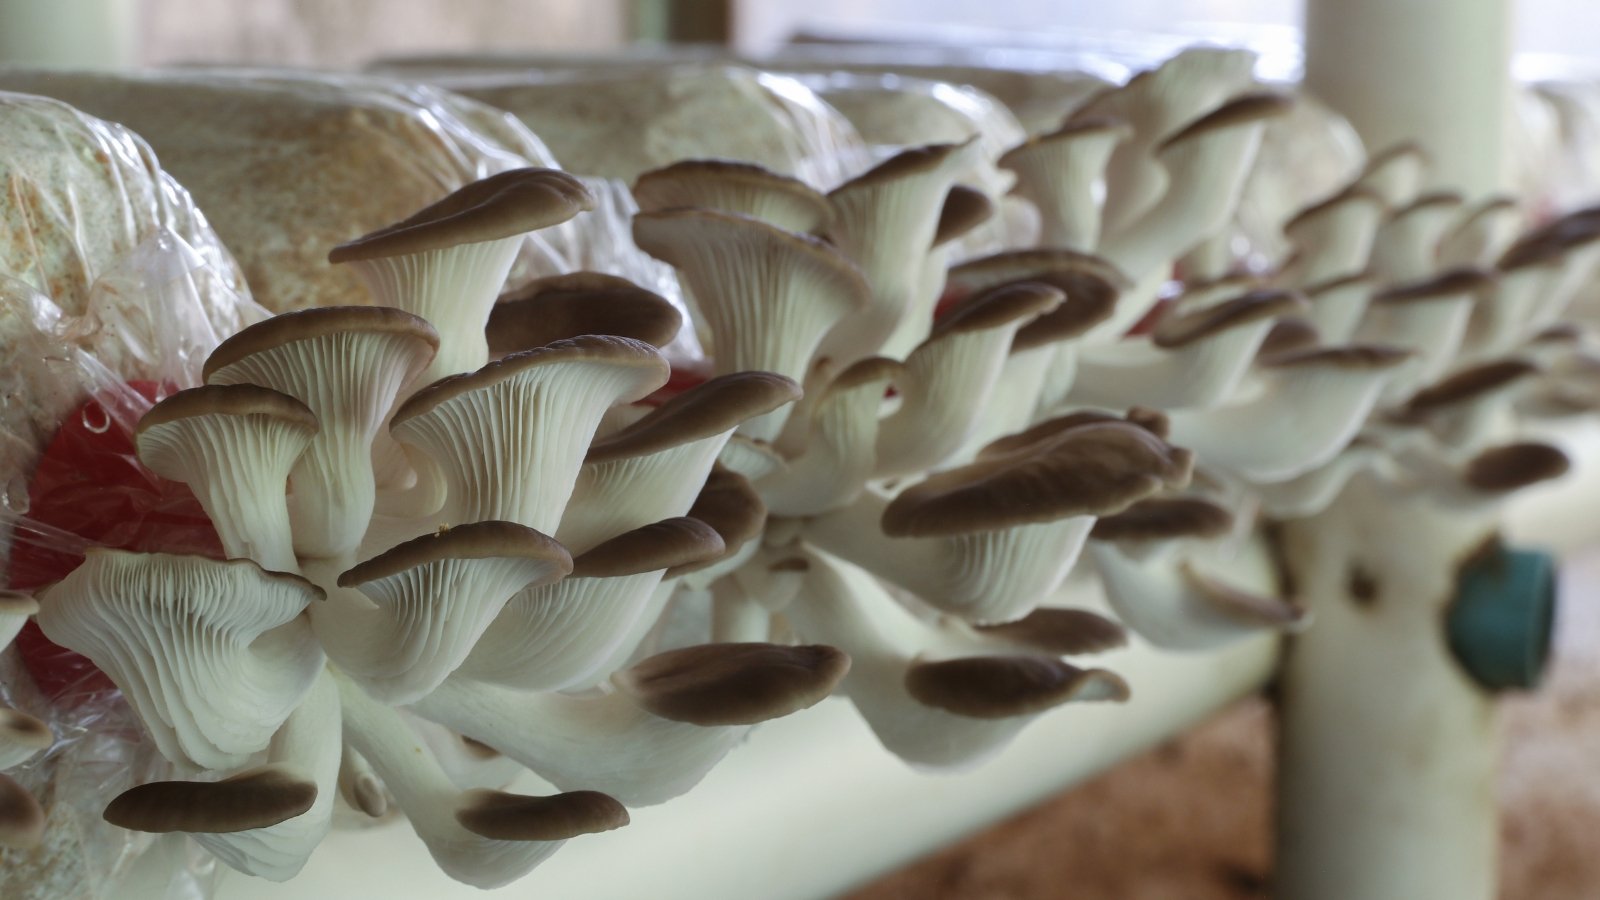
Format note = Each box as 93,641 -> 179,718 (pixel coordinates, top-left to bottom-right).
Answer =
1274,475 -> 1500,900
1303,0 -> 1514,194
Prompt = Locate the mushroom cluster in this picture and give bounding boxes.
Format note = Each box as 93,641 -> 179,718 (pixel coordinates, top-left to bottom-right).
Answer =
23,167 -> 849,888
12,45 -> 1596,890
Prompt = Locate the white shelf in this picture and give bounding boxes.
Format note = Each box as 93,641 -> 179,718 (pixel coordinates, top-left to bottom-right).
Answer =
218,631 -> 1275,900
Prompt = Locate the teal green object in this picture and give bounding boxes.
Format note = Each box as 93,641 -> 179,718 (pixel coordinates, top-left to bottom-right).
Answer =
1447,546 -> 1557,692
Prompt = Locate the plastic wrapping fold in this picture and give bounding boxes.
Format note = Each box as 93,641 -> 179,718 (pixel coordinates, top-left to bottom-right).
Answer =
0,247 -> 251,899
0,90 -> 264,900
0,68 -> 672,318
397,63 -> 871,190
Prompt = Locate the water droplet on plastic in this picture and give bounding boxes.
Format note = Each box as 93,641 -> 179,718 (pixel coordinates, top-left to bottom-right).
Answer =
82,404 -> 111,434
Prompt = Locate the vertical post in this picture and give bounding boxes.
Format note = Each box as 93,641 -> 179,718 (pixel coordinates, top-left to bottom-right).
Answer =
1302,0 -> 1514,194
0,0 -> 138,68
1277,8 -> 1520,897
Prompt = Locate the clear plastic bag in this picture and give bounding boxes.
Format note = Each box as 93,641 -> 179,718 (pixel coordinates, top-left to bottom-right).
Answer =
0,67 -> 664,316
401,63 -> 870,189
0,91 -> 262,900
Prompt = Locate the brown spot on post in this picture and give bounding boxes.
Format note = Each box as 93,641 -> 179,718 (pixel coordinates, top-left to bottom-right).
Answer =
1347,564 -> 1379,609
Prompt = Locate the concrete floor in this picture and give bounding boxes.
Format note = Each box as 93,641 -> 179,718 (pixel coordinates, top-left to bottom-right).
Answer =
846,554 -> 1600,900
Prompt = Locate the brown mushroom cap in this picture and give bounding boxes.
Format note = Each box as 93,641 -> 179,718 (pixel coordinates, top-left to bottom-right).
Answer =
829,140 -> 971,197
672,466 -> 766,577
1256,316 -> 1322,361
0,772 -> 44,849
932,185 -> 996,248
948,248 -> 1132,294
632,158 -> 830,221
455,788 -> 628,841
1399,359 -> 1541,415
884,421 -> 1194,537
392,335 -> 667,428
584,372 -> 801,464
1371,268 -> 1494,305
614,643 -> 850,727
1463,442 -> 1570,493
1179,562 -> 1308,630
905,656 -> 1129,718
1258,344 -> 1413,371
0,708 -> 52,755
977,407 -> 1170,461
487,272 -> 683,352
1150,289 -> 1307,349
328,168 -> 594,263
1283,186 -> 1387,234
971,608 -> 1129,656
997,115 -> 1130,172
1498,206 -> 1600,270
1360,141 -> 1431,178
137,384 -> 319,440
1155,92 -> 1294,152
338,520 -> 572,588
203,306 -> 440,383
1090,496 -> 1234,542
930,281 -> 1064,341
570,517 -> 725,579
103,768 -> 318,834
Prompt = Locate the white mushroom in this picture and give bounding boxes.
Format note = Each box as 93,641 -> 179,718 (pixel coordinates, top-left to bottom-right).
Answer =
37,550 -> 324,771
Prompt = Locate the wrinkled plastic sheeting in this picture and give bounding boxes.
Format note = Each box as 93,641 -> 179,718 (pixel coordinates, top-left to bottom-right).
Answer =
0,67 -> 654,315
0,225 -> 257,898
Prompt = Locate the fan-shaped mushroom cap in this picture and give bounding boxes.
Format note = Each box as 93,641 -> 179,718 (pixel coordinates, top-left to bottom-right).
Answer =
559,372 -> 798,553
1072,46 -> 1260,233
1168,345 -> 1411,482
1353,141 -> 1429,207
459,517 -> 723,691
137,385 -> 317,571
634,208 -> 867,437
998,116 -> 1130,250
487,272 -> 682,354
106,766 -> 317,835
808,421 -> 1191,623
760,357 -> 901,517
1359,268 -> 1494,402
455,789 -> 628,842
330,168 -> 595,386
1369,192 -> 1465,283
971,607 -> 1128,656
392,335 -> 668,533
319,521 -> 572,703
818,139 -> 983,364
932,184 -> 996,248
412,641 -> 849,807
1071,288 -> 1306,410
876,282 -> 1064,476
1439,196 -> 1521,269
886,420 -> 1195,537
204,306 -> 439,559
1099,93 -> 1293,294
0,773 -> 45,850
1279,187 -> 1386,288
1462,442 -> 1570,493
37,551 -> 324,770
632,159 -> 832,233
1299,273 -> 1375,345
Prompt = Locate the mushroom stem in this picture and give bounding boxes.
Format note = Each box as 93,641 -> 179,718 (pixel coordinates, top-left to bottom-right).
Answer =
192,669 -> 341,881
784,549 -> 1127,767
335,671 -> 604,889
